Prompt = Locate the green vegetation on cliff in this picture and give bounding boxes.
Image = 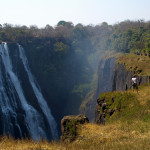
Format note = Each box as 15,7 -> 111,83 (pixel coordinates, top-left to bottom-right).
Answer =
67,84 -> 150,149
100,84 -> 150,124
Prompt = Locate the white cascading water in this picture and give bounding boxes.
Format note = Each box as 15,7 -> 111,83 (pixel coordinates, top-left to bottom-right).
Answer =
0,61 -> 21,136
18,44 -> 58,139
0,43 -> 58,140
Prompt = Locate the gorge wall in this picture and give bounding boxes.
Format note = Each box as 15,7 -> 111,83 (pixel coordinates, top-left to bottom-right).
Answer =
95,55 -> 150,123
96,57 -> 116,97
112,63 -> 150,91
81,55 -> 117,121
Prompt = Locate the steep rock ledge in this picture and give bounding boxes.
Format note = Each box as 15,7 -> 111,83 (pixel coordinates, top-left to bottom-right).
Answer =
112,63 -> 150,91
95,61 -> 150,124
81,56 -> 116,121
96,57 -> 116,97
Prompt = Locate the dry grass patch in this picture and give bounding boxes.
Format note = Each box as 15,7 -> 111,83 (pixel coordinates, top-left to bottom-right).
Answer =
66,122 -> 150,150
137,84 -> 150,105
0,136 -> 65,150
118,53 -> 150,76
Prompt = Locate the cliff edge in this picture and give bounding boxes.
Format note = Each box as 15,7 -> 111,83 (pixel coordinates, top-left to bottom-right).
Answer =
95,53 -> 150,124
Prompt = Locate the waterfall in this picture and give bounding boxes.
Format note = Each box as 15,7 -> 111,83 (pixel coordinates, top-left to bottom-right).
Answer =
18,44 -> 58,139
0,43 -> 58,140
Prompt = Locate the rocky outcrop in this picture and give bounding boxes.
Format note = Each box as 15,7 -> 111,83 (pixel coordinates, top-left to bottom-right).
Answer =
95,97 -> 115,124
61,114 -> 89,142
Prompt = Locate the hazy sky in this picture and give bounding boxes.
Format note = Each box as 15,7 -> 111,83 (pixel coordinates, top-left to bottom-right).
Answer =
1,0 -> 150,28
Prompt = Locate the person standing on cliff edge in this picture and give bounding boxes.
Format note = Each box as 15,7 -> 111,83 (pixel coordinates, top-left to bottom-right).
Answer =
132,75 -> 138,93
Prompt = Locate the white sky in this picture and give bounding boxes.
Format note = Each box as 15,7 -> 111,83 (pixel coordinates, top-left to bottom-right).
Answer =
0,0 -> 150,28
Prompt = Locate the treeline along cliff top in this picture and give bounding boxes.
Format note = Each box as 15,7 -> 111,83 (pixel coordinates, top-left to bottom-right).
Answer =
1,20 -> 150,54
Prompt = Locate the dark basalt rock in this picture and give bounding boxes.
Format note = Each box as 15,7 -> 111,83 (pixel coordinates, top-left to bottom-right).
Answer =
112,64 -> 150,91
61,114 -> 89,142
81,57 -> 117,121
108,109 -> 115,116
97,97 -> 105,106
95,96 -> 117,125
95,98 -> 107,125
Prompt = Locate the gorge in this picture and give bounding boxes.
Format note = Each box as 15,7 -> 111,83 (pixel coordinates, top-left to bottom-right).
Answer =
0,20 -> 150,142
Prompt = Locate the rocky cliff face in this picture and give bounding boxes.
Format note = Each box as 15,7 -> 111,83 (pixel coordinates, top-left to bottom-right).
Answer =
96,57 -> 117,97
95,61 -> 150,124
94,57 -> 116,122
83,56 -> 116,121
112,63 -> 150,91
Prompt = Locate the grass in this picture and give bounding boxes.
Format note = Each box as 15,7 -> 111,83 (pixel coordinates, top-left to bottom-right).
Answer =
2,122 -> 150,150
137,84 -> 150,105
71,123 -> 150,150
68,84 -> 150,150
0,136 -> 64,150
118,53 -> 150,76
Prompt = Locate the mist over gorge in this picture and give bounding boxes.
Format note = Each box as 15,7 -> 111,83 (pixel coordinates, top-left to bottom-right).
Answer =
0,20 -> 150,140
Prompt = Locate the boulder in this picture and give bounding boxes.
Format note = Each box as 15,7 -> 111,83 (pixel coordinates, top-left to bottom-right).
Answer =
61,114 -> 89,142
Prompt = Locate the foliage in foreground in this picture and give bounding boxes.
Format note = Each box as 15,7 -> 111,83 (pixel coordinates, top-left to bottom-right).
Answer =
1,123 -> 150,150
